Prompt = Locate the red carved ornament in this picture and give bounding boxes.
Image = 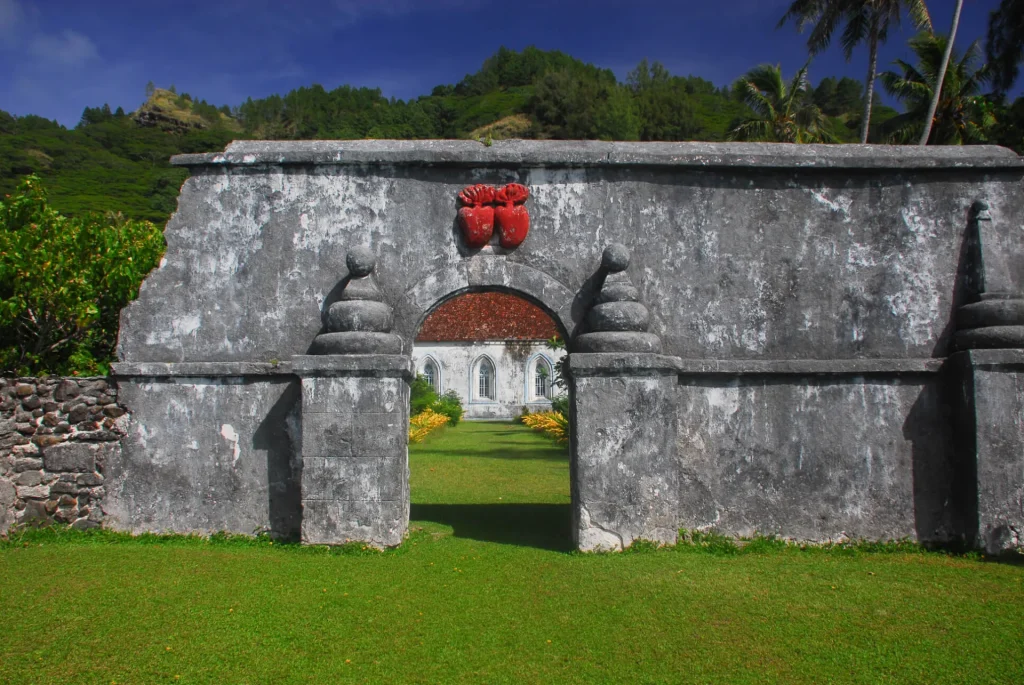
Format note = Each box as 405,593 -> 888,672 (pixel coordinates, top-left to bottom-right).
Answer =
457,184 -> 496,249
494,183 -> 530,249
456,182 -> 530,249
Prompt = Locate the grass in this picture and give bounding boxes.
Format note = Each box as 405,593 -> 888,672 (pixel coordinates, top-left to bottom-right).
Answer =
1,422 -> 1022,684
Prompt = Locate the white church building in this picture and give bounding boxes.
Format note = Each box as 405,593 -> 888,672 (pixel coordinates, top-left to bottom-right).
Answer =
412,291 -> 566,420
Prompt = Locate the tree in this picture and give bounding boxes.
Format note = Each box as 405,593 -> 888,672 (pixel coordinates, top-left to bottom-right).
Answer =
530,68 -> 639,140
0,176 -> 165,374
728,63 -> 836,143
987,0 -> 1024,95
778,0 -> 932,143
627,60 -> 701,140
145,81 -> 155,98
880,32 -> 995,144
919,0 -> 963,144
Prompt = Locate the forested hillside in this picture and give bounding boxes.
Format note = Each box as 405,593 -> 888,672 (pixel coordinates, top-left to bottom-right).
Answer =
1,46 -> 1020,225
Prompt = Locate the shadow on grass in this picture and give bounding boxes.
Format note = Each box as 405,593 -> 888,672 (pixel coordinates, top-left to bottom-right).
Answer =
410,503 -> 573,552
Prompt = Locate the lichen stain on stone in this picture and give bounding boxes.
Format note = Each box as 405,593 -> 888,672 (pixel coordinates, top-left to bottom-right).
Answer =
808,188 -> 853,222
525,168 -> 588,239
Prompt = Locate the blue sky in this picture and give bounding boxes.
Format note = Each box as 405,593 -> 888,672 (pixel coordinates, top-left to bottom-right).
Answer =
0,0 -> 1012,128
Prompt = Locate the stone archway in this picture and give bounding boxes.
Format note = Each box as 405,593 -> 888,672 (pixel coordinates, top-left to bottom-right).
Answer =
293,248 -> 682,551
396,255 -> 579,353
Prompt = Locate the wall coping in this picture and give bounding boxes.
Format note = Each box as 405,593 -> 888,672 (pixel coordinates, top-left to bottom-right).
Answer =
170,140 -> 1024,171
111,357 -> 947,378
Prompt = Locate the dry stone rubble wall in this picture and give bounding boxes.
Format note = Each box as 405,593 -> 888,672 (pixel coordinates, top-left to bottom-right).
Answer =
0,377 -> 125,533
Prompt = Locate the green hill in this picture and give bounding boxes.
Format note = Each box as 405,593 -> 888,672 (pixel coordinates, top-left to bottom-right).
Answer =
4,45 -> 1014,226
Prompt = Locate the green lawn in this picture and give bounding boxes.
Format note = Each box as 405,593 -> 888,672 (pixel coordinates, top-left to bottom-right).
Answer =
1,421 -> 1021,684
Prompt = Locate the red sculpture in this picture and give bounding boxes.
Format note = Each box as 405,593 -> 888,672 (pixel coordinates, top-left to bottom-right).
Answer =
456,182 -> 530,249
457,184 -> 496,249
495,183 -> 530,249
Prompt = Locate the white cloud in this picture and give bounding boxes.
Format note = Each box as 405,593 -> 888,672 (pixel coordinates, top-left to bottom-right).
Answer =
28,29 -> 98,67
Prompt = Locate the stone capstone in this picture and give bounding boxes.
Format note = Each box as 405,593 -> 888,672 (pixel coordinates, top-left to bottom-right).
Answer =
310,248 -> 403,356
576,244 -> 664,355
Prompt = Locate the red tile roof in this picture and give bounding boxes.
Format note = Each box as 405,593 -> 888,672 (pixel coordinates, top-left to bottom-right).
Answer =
416,291 -> 560,342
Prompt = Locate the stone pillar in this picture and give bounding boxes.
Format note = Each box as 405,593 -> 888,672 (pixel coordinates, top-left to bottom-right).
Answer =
293,355 -> 411,547
951,201 -> 1024,554
294,247 -> 412,547
951,351 -> 1024,554
570,244 -> 681,551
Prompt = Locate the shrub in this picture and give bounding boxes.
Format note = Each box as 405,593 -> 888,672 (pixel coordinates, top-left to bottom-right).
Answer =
409,374 -> 437,416
409,408 -> 449,443
0,175 -> 165,375
550,394 -> 569,416
432,390 -> 463,426
521,411 -> 569,443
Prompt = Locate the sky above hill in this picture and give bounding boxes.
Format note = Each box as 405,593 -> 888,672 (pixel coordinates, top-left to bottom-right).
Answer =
0,0 -> 1013,128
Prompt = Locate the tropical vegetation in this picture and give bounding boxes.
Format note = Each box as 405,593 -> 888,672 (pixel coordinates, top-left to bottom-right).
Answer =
0,176 -> 164,375
881,32 -> 995,144
728,62 -> 836,142
779,0 -> 933,142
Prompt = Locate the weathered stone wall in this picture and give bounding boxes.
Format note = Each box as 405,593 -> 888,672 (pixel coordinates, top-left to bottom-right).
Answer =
0,377 -> 124,533
675,369 -> 954,543
107,141 -> 1024,549
102,375 -> 300,538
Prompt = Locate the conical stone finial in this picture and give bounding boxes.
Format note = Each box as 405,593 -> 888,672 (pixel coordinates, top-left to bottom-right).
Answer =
575,244 -> 662,354
309,247 -> 403,355
954,201 -> 1024,350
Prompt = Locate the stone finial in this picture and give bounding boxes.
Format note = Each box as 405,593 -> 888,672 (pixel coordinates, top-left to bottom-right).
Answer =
309,247 -> 403,355
575,245 -> 663,354
954,200 -> 1024,350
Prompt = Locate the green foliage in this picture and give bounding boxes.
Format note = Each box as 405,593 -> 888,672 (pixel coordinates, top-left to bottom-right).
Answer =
986,0 -> 1024,95
990,96 -> 1024,153
410,374 -> 438,416
550,394 -> 569,417
529,67 -> 639,140
0,176 -> 165,374
778,0 -> 933,142
729,63 -> 836,142
410,375 -> 463,426
812,76 -> 864,115
0,110 -> 236,222
880,33 -> 996,144
431,390 -> 464,426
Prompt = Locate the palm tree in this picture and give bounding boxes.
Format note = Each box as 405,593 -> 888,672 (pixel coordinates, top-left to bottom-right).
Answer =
880,32 -> 995,144
779,0 -> 932,143
919,0 -> 963,144
728,63 -> 836,143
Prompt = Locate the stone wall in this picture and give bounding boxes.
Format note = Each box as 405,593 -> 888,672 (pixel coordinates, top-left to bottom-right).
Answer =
106,140 -> 1024,550
0,377 -> 125,533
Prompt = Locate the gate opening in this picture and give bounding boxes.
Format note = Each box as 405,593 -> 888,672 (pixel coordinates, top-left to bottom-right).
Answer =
408,289 -> 572,550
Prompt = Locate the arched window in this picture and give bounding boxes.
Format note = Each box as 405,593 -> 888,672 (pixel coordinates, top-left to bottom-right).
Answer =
422,360 -> 438,391
533,358 -> 551,400
476,357 -> 495,401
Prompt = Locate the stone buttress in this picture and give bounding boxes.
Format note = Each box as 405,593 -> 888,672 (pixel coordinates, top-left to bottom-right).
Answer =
951,201 -> 1024,554
570,244 -> 683,551
292,248 -> 412,547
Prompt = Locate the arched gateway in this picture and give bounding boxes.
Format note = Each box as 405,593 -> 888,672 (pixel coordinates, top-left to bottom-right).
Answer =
109,141 -> 1024,553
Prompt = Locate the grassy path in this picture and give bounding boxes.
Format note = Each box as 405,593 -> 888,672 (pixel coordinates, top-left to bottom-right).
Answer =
0,421 -> 1021,684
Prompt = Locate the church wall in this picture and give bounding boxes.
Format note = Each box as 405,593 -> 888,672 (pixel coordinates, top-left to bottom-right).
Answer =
412,342 -> 566,420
